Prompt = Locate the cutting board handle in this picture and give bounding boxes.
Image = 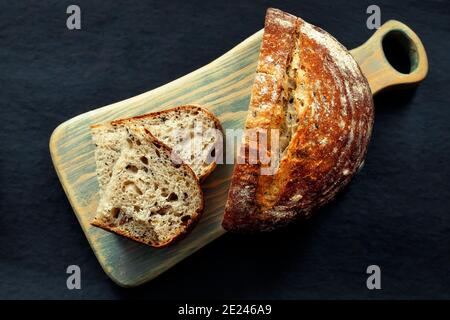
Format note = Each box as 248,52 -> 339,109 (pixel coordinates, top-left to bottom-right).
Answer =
350,20 -> 428,95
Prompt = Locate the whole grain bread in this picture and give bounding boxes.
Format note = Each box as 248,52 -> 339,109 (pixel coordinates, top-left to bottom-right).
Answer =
91,105 -> 222,196
222,8 -> 374,232
91,126 -> 204,247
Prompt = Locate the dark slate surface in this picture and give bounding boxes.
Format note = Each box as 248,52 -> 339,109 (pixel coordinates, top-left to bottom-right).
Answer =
0,0 -> 449,299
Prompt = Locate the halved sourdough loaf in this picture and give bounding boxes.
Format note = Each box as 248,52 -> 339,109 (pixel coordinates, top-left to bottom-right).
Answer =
91,127 -> 204,247
223,8 -> 374,232
91,105 -> 222,196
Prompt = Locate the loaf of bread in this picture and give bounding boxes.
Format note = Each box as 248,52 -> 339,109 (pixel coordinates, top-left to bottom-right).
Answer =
91,126 -> 204,247
91,105 -> 222,196
223,8 -> 374,231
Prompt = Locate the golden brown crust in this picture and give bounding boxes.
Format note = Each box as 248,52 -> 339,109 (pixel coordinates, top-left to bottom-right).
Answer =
91,128 -> 205,248
223,8 -> 374,232
257,9 -> 299,78
91,104 -> 223,182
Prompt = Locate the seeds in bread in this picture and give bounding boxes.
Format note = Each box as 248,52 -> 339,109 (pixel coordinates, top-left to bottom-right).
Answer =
91,127 -> 204,247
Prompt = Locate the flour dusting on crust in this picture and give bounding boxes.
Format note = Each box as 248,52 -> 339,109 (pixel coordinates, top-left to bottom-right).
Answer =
223,8 -> 374,232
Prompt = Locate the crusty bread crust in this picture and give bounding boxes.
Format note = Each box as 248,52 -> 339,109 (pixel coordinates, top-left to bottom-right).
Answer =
91,104 -> 223,182
91,128 -> 204,248
223,8 -> 374,232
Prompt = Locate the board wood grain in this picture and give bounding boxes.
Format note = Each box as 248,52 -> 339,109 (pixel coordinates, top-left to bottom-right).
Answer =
50,20 -> 427,287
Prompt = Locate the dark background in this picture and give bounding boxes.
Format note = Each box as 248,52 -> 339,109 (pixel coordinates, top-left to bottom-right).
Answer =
1,0 -> 449,299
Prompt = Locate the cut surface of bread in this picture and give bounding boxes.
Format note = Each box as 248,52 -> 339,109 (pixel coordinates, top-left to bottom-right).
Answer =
223,8 -> 374,232
91,105 -> 222,195
91,127 -> 204,247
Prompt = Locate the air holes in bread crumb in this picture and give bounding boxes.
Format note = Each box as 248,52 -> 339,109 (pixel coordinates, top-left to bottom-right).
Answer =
126,138 -> 133,148
119,215 -> 130,225
181,215 -> 191,224
167,192 -> 178,201
156,205 -> 171,215
140,156 -> 148,165
111,207 -> 121,219
123,181 -> 143,195
125,164 -> 138,173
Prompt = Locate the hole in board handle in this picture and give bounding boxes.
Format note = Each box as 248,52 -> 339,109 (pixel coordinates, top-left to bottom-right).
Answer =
382,30 -> 419,74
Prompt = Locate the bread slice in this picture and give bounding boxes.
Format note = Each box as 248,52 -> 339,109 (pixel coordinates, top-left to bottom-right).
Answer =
91,126 -> 204,247
91,105 -> 222,195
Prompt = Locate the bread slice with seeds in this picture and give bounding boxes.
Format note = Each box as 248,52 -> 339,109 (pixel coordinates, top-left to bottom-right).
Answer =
91,105 -> 222,196
91,126 -> 204,247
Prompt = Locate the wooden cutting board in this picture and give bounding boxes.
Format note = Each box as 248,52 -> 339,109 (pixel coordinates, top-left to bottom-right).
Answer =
50,20 -> 427,287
